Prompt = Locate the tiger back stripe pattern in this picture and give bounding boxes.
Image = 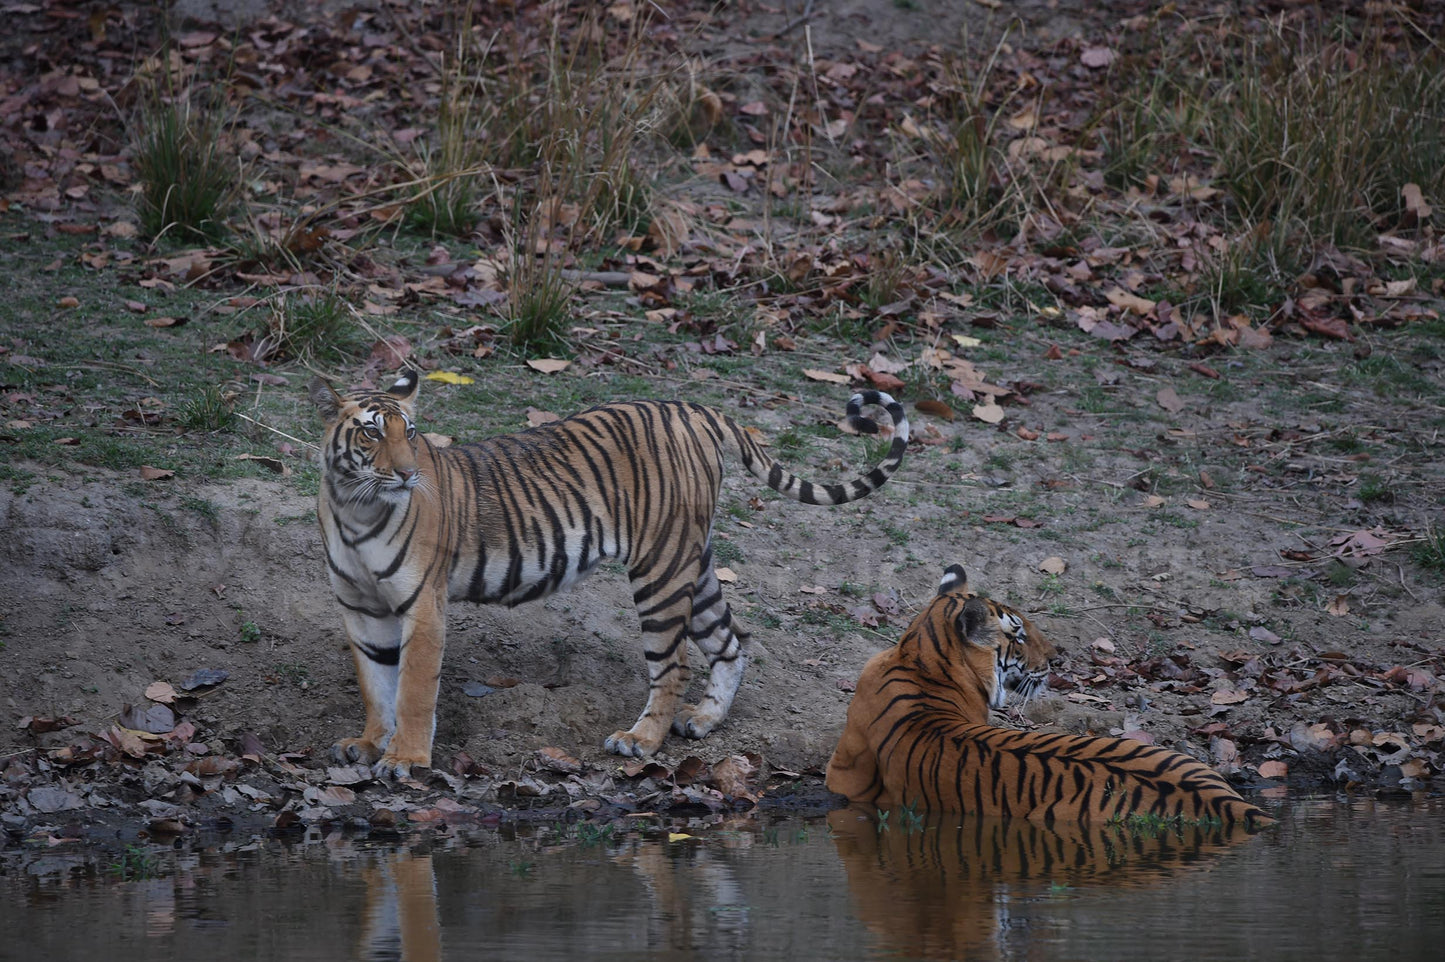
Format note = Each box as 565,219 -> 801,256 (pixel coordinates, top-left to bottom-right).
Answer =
826,565 -> 1271,828
311,370 -> 908,778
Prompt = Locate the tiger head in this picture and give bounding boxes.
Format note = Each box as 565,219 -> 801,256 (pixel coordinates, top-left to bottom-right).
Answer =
310,369 -> 423,505
932,564 -> 1058,710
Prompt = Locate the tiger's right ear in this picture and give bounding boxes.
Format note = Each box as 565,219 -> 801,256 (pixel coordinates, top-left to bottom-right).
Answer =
309,377 -> 343,422
937,564 -> 969,595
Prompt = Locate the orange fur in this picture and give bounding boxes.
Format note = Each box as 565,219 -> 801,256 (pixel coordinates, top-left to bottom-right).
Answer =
311,370 -> 908,777
826,566 -> 1271,827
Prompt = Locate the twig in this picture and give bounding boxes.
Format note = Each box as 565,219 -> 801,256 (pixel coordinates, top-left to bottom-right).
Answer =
80,361 -> 160,387
775,0 -> 816,38
235,412 -> 318,452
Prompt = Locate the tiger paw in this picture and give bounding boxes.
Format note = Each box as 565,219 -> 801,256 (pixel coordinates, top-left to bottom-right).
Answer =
671,704 -> 720,740
371,752 -> 427,781
331,737 -> 383,766
604,729 -> 659,758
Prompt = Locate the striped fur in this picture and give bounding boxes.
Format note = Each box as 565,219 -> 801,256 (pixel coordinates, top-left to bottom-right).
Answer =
826,565 -> 1271,828
310,369 -> 908,777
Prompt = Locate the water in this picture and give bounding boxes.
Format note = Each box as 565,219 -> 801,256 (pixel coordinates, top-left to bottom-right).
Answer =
2,796 -> 1441,961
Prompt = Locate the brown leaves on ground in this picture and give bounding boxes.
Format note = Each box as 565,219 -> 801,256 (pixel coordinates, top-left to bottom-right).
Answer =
1052,636 -> 1443,784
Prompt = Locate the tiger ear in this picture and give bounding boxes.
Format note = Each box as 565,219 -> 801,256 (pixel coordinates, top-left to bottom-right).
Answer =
958,595 -> 997,649
387,367 -> 421,412
937,564 -> 968,596
309,377 -> 344,423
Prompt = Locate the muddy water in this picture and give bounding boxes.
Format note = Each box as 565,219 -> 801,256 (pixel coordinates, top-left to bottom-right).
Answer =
2,796 -> 1441,962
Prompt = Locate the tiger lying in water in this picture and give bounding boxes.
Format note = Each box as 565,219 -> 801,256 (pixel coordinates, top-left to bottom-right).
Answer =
310,368 -> 908,778
826,565 -> 1271,828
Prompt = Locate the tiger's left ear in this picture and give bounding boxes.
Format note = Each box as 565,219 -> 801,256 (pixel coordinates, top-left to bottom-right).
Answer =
958,595 -> 996,649
386,367 -> 421,413
309,377 -> 344,423
937,564 -> 968,595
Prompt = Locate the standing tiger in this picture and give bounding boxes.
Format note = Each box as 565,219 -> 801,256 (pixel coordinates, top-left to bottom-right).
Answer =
310,368 -> 908,778
826,565 -> 1272,828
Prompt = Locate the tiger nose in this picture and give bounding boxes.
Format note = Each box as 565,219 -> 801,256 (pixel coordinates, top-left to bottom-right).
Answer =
395,467 -> 415,483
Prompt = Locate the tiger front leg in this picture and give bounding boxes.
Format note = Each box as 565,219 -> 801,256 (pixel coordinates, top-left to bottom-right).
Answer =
372,595 -> 447,779
333,599 -> 445,779
333,609 -> 403,767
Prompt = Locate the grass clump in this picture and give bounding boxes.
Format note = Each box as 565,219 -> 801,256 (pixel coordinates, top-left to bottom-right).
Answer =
265,291 -> 355,362
501,211 -> 576,354
1207,27 -> 1445,253
132,90 -> 236,242
178,385 -> 235,434
1411,524 -> 1445,573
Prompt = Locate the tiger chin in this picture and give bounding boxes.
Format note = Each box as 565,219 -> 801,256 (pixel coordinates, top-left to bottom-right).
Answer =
310,368 -> 909,779
826,565 -> 1272,829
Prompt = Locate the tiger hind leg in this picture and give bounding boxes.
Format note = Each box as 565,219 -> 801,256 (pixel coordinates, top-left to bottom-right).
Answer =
604,558 -> 696,758
673,555 -> 750,740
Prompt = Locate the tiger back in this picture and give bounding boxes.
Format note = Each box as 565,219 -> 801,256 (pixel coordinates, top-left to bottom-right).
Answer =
826,565 -> 1271,828
311,369 -> 908,778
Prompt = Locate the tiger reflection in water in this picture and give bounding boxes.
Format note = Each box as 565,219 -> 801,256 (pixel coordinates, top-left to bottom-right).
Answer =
827,807 -> 1261,960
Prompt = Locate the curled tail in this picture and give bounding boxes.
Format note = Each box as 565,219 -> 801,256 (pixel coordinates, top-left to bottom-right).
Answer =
733,391 -> 909,506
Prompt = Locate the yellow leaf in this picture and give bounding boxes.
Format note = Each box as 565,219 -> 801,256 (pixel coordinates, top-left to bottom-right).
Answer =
949,334 -> 982,348
667,833 -> 694,842
425,371 -> 475,385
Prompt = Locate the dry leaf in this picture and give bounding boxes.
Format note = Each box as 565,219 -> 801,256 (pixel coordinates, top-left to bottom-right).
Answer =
234,453 -> 290,476
1327,595 -> 1350,617
1210,736 -> 1241,774
144,316 -> 185,328
914,399 -> 955,421
526,407 -> 560,427
1186,498 -> 1211,510
1402,182 -> 1432,220
1142,494 -> 1166,508
536,746 -> 582,774
803,368 -> 851,385
139,465 -> 175,481
709,754 -> 758,800
972,401 -> 1005,424
1210,688 -> 1250,705
715,567 -> 738,584
1258,760 -> 1289,779
1038,556 -> 1066,575
1091,637 -> 1116,653
1106,287 -> 1154,315
144,681 -> 178,704
1156,387 -> 1186,413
